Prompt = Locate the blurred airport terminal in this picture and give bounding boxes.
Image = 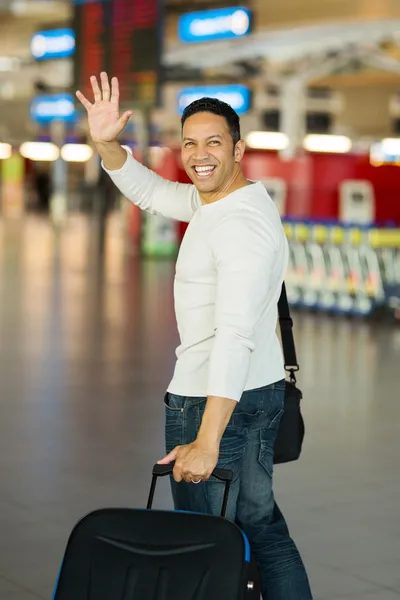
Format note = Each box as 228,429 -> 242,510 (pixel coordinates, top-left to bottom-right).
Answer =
0,0 -> 400,599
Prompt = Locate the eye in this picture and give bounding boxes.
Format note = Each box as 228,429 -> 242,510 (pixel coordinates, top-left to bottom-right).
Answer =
184,142 -> 194,148
209,140 -> 220,146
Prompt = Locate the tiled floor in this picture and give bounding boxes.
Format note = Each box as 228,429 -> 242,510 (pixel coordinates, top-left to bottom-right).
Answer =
0,214 -> 399,600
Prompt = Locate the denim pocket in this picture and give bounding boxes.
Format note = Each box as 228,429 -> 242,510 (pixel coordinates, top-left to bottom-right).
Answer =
229,391 -> 264,430
164,393 -> 184,453
164,392 -> 185,412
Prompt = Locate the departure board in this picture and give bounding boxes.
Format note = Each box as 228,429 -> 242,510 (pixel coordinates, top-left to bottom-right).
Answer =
73,0 -> 163,109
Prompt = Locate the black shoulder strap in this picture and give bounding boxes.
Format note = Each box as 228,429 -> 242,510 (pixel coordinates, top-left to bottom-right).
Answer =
278,283 -> 299,381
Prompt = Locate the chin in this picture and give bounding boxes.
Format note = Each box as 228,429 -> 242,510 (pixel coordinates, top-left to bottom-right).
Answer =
193,180 -> 217,193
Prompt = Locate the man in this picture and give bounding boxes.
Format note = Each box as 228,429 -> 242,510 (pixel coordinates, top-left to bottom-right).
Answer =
76,72 -> 312,600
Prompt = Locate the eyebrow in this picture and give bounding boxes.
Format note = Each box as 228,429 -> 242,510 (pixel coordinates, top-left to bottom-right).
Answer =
183,134 -> 223,142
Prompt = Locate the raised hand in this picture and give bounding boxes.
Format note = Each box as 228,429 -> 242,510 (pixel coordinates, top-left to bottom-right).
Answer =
76,72 -> 132,144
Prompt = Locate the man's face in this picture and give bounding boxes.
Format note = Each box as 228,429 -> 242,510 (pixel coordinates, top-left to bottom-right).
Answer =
181,111 -> 243,194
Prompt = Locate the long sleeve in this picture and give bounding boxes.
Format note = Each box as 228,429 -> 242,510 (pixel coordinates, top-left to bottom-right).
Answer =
207,208 -> 279,401
102,148 -> 201,223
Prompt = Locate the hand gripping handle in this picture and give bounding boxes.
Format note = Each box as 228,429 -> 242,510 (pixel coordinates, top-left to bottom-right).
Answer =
147,462 -> 233,517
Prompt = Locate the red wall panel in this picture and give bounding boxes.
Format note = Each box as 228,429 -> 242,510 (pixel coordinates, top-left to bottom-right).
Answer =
243,150 -> 400,225
171,148 -> 400,226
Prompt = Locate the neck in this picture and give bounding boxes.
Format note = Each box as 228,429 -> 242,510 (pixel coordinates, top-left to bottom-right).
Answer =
199,167 -> 250,205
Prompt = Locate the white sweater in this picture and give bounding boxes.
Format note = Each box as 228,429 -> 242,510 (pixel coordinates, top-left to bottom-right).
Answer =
103,150 -> 288,401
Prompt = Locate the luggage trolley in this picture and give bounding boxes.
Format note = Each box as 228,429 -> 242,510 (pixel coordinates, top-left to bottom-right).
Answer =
51,463 -> 260,600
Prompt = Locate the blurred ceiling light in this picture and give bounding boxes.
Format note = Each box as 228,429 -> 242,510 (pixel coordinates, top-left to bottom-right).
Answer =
10,0 -> 59,15
245,131 -> 289,150
19,142 -> 59,162
381,137 -> 400,154
303,134 -> 352,153
0,143 -> 12,160
0,57 -> 20,72
61,144 -> 93,163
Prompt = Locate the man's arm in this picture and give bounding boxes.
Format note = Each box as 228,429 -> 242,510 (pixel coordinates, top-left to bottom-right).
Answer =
191,210 -> 278,456
158,394 -> 236,483
196,396 -> 237,448
100,144 -> 201,223
96,140 -> 128,171
76,73 -> 201,223
205,208 -> 278,402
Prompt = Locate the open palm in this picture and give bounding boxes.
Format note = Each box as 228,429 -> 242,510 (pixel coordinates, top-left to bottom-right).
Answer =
76,72 -> 132,144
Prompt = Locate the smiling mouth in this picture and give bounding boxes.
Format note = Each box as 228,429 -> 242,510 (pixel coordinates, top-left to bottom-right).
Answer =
192,165 -> 216,178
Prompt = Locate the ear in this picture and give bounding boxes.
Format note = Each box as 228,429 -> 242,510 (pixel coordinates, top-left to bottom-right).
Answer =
234,139 -> 246,163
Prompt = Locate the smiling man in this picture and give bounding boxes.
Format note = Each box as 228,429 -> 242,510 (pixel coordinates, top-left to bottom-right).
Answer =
76,73 -> 312,600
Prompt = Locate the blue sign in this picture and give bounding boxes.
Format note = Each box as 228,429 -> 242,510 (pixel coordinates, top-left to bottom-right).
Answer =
178,7 -> 251,44
30,94 -> 77,123
31,29 -> 75,61
177,85 -> 251,115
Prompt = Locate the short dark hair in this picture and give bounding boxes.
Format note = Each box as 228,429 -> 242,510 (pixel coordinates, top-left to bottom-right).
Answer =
181,97 -> 241,146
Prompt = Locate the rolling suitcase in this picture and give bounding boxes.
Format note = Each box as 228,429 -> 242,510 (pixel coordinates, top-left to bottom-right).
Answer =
51,463 -> 260,600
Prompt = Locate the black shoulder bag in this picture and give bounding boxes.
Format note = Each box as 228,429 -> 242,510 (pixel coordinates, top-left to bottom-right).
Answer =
273,282 -> 305,464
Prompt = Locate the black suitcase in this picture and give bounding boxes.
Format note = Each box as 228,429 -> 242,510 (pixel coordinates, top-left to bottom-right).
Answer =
52,463 -> 260,599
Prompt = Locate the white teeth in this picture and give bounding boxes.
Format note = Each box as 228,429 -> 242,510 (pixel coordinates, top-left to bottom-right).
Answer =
194,166 -> 215,173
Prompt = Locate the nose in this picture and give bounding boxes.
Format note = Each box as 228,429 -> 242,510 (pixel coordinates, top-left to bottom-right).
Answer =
192,144 -> 210,162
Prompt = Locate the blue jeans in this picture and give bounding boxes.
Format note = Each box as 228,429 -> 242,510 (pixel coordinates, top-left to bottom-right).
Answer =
164,380 -> 312,600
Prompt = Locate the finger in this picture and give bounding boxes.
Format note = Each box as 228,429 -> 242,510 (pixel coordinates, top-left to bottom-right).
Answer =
100,71 -> 110,102
90,75 -> 102,104
75,90 -> 93,112
117,110 -> 132,130
157,447 -> 179,465
173,463 -> 182,482
110,76 -> 119,105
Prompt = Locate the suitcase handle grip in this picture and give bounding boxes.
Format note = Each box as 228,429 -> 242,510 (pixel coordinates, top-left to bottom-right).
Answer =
152,462 -> 233,482
147,462 -> 233,518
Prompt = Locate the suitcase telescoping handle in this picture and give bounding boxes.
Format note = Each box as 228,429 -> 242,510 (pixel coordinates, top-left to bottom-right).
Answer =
147,462 -> 233,518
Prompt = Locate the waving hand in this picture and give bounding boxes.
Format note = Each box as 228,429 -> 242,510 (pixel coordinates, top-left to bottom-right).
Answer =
76,72 -> 132,144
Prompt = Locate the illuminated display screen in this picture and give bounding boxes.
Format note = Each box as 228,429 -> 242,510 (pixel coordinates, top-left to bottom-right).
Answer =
178,7 -> 252,44
31,29 -> 75,61
30,94 -> 77,123
73,0 -> 162,108
177,85 -> 251,115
